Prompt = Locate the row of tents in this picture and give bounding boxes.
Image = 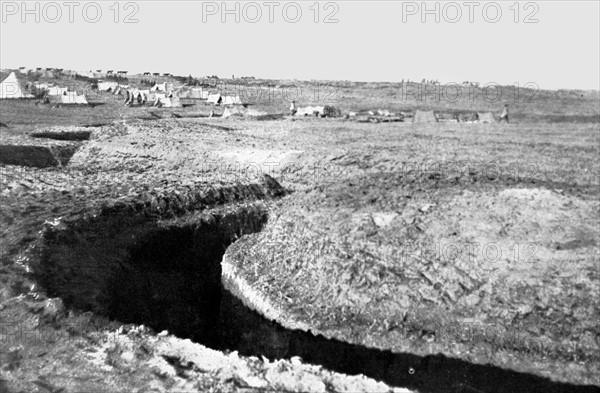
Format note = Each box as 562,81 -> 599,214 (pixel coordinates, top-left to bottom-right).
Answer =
124,90 -> 182,108
98,81 -> 125,92
94,79 -> 244,107
119,86 -> 242,107
0,72 -> 89,104
0,73 -> 506,121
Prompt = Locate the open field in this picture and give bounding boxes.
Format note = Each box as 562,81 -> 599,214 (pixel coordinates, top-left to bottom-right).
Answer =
0,76 -> 599,393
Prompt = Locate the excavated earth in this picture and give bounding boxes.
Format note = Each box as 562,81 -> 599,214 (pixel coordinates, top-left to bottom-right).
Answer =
1,118 -> 599,393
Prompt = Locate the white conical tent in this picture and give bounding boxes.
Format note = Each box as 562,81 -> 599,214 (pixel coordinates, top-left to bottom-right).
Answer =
207,93 -> 222,105
128,89 -> 149,102
0,72 -> 34,99
151,82 -> 167,92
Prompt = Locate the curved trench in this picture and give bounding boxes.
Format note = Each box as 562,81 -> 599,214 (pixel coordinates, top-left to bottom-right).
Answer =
35,205 -> 598,393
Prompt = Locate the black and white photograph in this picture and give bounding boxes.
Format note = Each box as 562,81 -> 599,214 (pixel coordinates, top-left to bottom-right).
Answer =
0,1 -> 599,392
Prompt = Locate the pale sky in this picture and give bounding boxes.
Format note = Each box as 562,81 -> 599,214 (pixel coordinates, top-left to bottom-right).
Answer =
1,1 -> 599,90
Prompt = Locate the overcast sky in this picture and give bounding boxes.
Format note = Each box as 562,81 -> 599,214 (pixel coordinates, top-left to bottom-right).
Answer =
1,1 -> 598,90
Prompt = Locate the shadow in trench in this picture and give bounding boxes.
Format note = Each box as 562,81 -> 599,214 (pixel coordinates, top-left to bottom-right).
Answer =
217,290 -> 599,393
37,208 -> 599,393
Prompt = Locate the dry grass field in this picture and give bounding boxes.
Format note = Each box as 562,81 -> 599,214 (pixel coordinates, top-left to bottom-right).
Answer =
0,74 -> 599,393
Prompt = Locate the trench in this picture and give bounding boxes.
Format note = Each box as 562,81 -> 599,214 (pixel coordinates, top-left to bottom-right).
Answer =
36,205 -> 598,393
0,144 -> 79,167
30,130 -> 91,141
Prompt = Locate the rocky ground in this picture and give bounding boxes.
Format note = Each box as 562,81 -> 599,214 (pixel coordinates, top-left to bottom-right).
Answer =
1,116 -> 599,392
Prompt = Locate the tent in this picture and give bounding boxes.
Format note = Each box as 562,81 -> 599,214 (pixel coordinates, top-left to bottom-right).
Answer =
222,95 -> 243,106
0,72 -> 34,99
413,110 -> 438,123
131,89 -> 150,103
153,96 -> 182,108
151,82 -> 167,92
207,93 -> 222,105
98,81 -> 119,92
123,89 -> 148,104
477,112 -> 496,123
60,92 -> 88,104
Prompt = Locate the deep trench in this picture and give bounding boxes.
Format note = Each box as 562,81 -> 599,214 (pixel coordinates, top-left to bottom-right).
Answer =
37,207 -> 599,393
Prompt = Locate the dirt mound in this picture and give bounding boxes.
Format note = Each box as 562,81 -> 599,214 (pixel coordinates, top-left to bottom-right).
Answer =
223,172 -> 600,388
